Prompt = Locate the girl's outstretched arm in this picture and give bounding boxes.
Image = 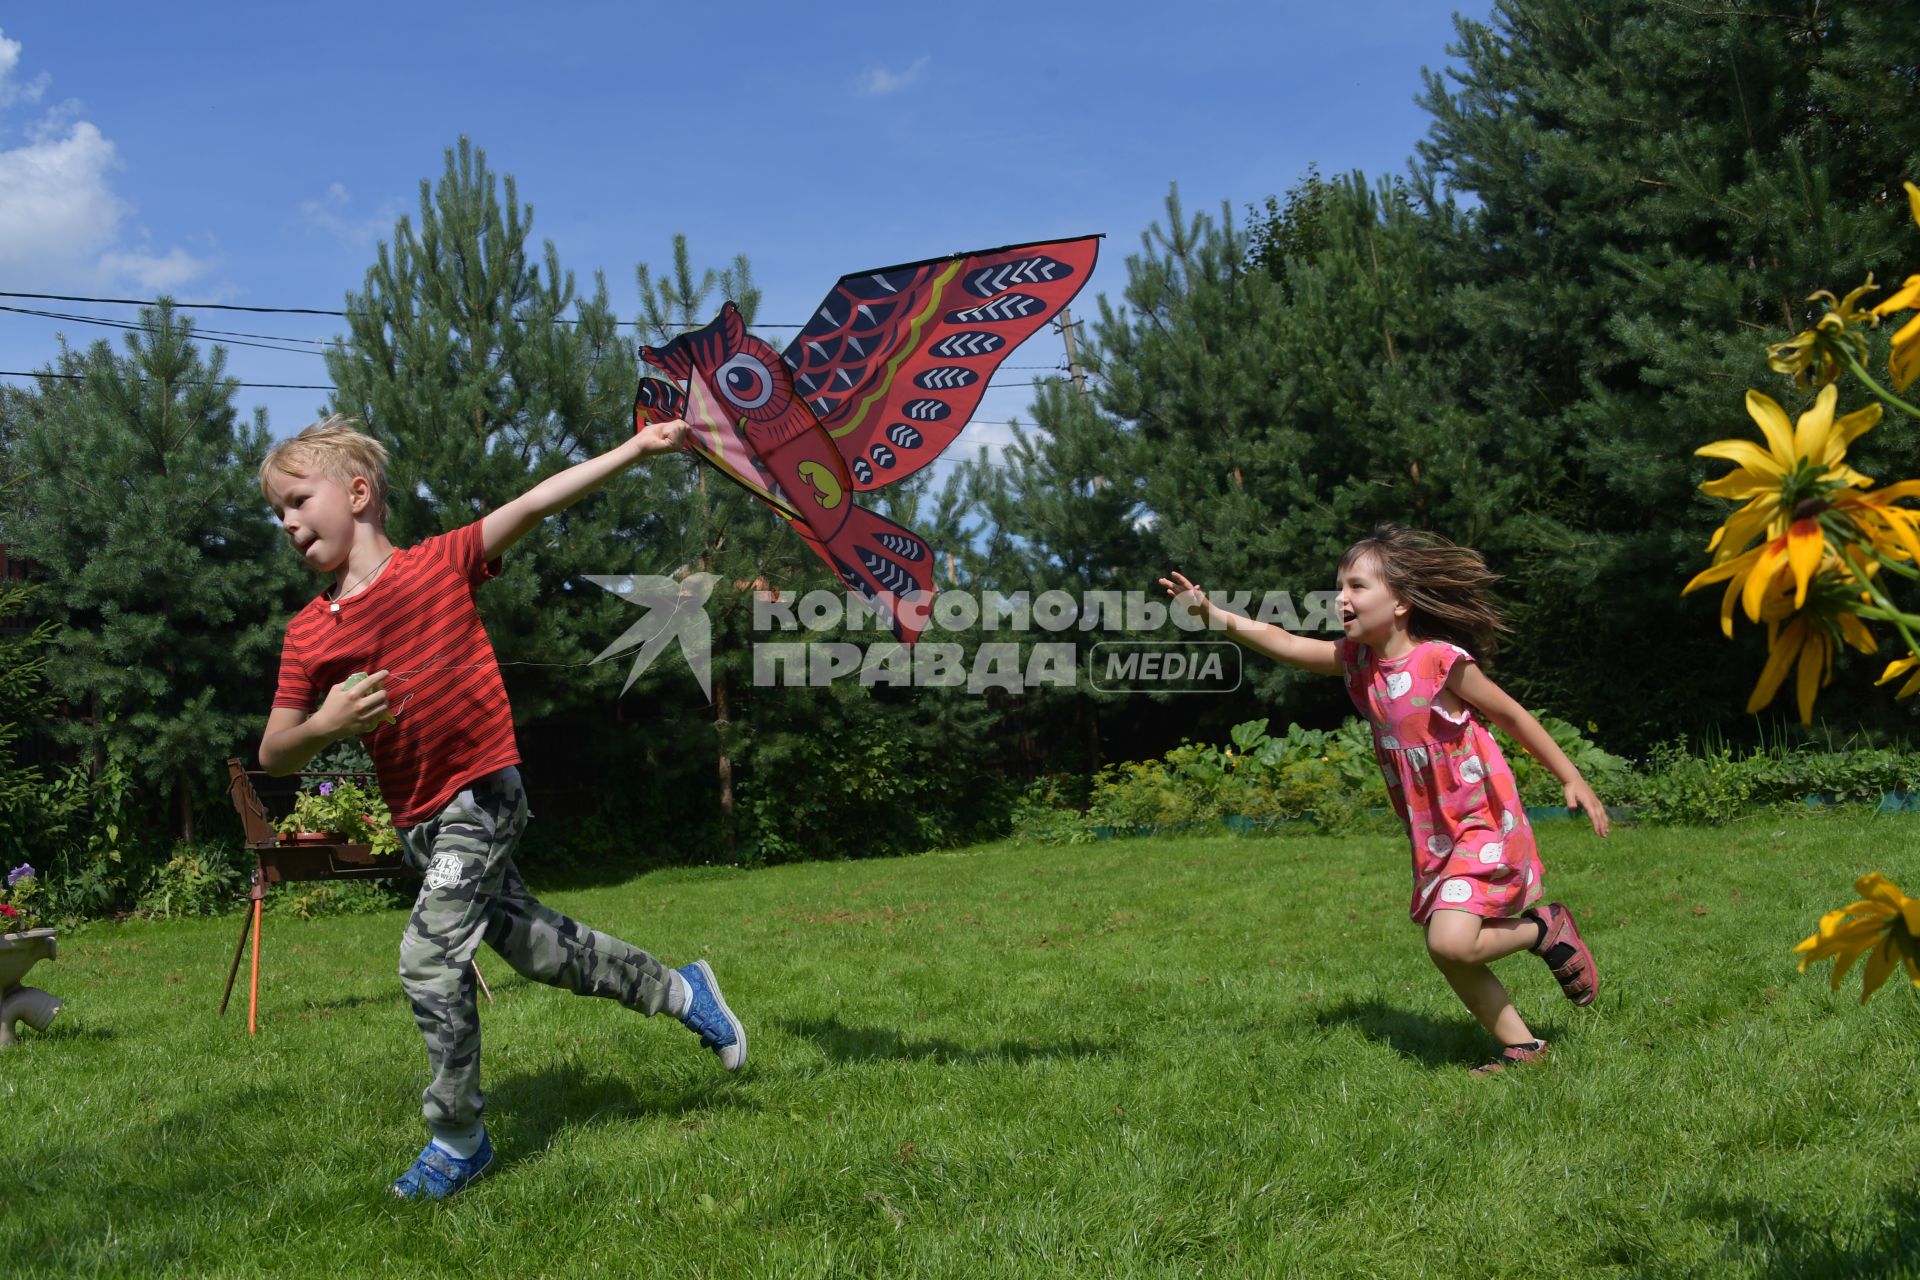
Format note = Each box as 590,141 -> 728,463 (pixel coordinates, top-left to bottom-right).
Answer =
1159,571 -> 1341,675
1447,662 -> 1610,837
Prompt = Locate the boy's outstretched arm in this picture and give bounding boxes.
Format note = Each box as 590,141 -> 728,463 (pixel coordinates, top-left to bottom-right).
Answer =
1160,571 -> 1341,675
481,417 -> 690,560
1447,662 -> 1610,838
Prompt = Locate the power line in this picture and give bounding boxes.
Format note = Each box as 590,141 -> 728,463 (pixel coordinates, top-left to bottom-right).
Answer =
0,370 -> 334,390
0,290 -> 345,316
0,307 -> 332,347
0,304 -> 328,356
0,289 -> 806,330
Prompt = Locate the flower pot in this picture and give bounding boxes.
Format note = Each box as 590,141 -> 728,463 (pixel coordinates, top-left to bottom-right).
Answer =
0,927 -> 60,1049
278,832 -> 342,845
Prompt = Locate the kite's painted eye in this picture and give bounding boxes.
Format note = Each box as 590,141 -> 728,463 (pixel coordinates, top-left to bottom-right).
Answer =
716,353 -> 774,410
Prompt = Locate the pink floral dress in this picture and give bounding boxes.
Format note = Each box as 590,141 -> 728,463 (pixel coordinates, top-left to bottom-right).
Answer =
1336,638 -> 1545,924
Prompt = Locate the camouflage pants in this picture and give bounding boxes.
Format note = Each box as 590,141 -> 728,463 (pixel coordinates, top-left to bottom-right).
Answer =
398,766 -> 673,1139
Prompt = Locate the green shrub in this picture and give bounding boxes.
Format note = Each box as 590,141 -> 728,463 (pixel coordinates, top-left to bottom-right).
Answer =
1008,777 -> 1093,846
273,879 -> 410,920
1636,741 -> 1755,826
137,842 -> 249,919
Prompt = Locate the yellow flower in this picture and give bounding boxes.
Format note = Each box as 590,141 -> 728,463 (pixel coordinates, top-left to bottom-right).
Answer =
1692,385 -> 1878,566
1684,520 -> 1827,630
1740,560 -> 1877,724
1794,871 -> 1920,1003
1868,182 -> 1920,391
1768,279 -> 1878,390
1825,478 -> 1920,564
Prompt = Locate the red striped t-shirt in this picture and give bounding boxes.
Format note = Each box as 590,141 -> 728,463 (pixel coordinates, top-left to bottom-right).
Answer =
272,519 -> 520,828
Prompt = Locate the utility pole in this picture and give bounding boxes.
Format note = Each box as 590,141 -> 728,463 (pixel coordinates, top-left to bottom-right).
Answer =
1055,308 -> 1105,491
1055,308 -> 1089,395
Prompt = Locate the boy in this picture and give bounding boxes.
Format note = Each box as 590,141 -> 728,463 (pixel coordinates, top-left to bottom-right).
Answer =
257,414 -> 744,1201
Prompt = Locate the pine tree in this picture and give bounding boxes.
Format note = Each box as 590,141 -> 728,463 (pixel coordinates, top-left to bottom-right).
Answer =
1415,0 -> 1920,745
327,138 -> 663,729
0,582 -> 59,866
7,305 -> 301,841
1075,182 -> 1496,740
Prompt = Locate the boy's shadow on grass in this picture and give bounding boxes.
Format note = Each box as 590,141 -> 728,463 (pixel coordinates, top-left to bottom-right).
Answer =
1313,998 -> 1558,1070
485,1062 -> 756,1172
777,1014 -> 1117,1066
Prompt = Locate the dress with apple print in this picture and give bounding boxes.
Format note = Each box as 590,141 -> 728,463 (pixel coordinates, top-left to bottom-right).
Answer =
1335,638 -> 1546,924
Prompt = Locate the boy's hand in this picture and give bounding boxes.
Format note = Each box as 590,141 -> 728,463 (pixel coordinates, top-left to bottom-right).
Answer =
1159,571 -> 1212,626
1565,777 -> 1610,838
635,416 -> 691,457
320,670 -> 395,737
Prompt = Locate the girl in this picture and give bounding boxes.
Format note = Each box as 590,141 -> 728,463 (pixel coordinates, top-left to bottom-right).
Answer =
1161,525 -> 1607,1075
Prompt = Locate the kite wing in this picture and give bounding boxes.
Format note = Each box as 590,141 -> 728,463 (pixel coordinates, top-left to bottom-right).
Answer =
781,235 -> 1099,490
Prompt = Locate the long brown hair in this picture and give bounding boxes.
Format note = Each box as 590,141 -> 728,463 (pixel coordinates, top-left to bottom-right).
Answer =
1337,524 -> 1510,660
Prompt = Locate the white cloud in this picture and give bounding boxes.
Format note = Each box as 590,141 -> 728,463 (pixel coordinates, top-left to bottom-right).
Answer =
97,247 -> 210,293
0,119 -> 126,268
858,55 -> 930,97
299,182 -> 398,248
0,31 -> 210,293
0,30 -> 49,108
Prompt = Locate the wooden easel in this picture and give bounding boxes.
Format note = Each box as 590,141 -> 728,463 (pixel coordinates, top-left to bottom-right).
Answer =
221,759 -> 490,1033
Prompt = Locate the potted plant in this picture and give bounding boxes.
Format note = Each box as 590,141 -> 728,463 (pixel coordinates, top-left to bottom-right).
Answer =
273,779 -> 401,858
1,863 -> 61,1048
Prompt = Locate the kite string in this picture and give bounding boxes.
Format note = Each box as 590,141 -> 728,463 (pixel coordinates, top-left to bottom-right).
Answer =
380,650 -> 660,716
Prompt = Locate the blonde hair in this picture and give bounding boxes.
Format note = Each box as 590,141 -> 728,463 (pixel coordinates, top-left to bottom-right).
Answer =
1337,523 -> 1511,660
259,415 -> 391,525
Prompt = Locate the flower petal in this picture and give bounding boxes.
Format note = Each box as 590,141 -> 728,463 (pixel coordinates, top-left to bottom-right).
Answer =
1830,403 -> 1882,456
1697,438 -> 1788,478
1860,936 -> 1901,1001
1786,519 -> 1824,608
1875,275 -> 1920,315
1893,328 -> 1920,392
1828,932 -> 1880,989
1701,470 -> 1783,500
1746,617 -> 1804,713
1794,627 -> 1829,725
1839,611 -> 1877,655
1792,385 -> 1839,465
1856,872 -> 1911,907
1878,656 -> 1920,686
1742,391 -> 1797,469
1742,540 -> 1790,622
1684,545 -> 1761,595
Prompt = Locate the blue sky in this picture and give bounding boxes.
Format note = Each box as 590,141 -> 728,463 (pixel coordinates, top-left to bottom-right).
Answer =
0,1 -> 1480,474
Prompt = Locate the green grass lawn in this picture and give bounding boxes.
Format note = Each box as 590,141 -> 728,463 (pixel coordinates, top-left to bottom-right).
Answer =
4,812 -> 1919,1278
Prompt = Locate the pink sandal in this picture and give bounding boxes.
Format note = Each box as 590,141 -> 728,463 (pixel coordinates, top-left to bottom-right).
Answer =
1471,1039 -> 1548,1076
1528,902 -> 1599,1006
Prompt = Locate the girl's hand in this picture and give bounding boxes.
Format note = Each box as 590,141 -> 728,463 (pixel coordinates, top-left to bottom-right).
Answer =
1159,571 -> 1212,626
635,416 -> 691,457
1565,777 -> 1610,838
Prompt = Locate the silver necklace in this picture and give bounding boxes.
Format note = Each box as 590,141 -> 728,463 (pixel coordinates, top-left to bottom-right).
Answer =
329,549 -> 396,613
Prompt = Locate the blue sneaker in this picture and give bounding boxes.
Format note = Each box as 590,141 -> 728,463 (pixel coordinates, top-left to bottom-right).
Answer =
676,959 -> 746,1072
390,1133 -> 494,1200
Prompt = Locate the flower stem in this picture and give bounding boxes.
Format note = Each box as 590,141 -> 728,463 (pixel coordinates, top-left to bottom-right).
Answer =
1844,546 -> 1920,658
1843,350 -> 1920,420
1867,547 -> 1920,580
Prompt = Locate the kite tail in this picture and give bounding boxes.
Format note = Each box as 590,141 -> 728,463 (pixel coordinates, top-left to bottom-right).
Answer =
792,502 -> 937,644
